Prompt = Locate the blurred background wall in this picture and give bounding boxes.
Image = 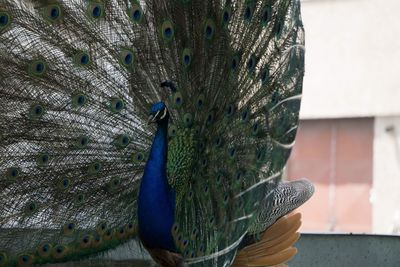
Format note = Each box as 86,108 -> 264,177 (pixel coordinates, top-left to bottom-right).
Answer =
289,0 -> 400,234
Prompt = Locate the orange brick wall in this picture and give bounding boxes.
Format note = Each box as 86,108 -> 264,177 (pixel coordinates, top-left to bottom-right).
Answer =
287,118 -> 373,233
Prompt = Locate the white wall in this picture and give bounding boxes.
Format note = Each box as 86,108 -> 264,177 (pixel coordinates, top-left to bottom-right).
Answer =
300,0 -> 400,234
300,0 -> 400,119
373,117 -> 400,234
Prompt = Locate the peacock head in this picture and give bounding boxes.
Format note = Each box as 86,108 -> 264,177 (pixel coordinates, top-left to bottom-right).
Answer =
148,102 -> 169,124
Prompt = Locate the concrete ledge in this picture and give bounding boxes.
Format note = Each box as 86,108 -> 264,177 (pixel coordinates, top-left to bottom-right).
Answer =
291,233 -> 400,267
45,233 -> 400,266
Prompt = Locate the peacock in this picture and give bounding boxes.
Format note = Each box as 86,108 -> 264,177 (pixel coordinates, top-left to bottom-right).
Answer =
0,0 -> 314,266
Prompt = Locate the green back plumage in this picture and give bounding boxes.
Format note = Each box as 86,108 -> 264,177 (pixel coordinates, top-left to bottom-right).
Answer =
167,128 -> 197,204
0,0 -> 307,266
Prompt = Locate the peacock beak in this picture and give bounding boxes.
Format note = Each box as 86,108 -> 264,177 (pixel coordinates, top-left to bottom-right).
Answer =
148,114 -> 156,124
148,110 -> 160,124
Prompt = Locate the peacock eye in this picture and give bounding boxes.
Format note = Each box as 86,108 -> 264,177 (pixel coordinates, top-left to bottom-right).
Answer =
247,55 -> 256,73
42,4 -> 62,22
0,11 -> 12,31
50,7 -> 59,18
161,20 -> 174,41
28,60 -> 47,76
184,55 -> 190,64
74,52 -> 91,67
262,5 -> 272,26
133,10 -> 140,20
115,134 -> 130,149
89,3 -> 104,19
21,255 -> 30,262
110,98 -> 125,113
42,244 -> 49,252
275,20 -> 284,38
204,19 -> 215,39
0,13 -> 9,25
129,4 -> 143,23
6,167 -> 21,182
245,8 -> 251,19
182,48 -> 192,67
223,10 -> 230,23
119,49 -> 136,68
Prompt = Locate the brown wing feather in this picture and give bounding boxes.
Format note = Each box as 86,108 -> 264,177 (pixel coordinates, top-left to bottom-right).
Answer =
146,247 -> 186,267
232,212 -> 302,267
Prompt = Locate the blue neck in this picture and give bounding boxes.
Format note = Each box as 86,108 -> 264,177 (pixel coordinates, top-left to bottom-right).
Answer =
138,119 -> 176,251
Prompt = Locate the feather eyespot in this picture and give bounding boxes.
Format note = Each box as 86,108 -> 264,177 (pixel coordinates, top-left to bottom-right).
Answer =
172,92 -> 183,107
26,202 -> 37,214
182,48 -> 192,67
106,177 -> 121,193
225,104 -> 236,117
119,49 -> 136,68
172,223 -> 179,235
223,193 -> 229,204
110,98 -> 125,113
214,136 -> 223,148
93,234 -> 102,245
183,113 -> 193,127
228,147 -> 236,159
18,254 -> 33,266
59,178 -> 71,190
252,121 -> 262,136
74,52 -> 91,67
241,108 -> 250,123
261,67 -> 270,85
196,94 -> 205,108
72,93 -> 87,108
256,149 -> 265,162
230,55 -> 240,73
275,19 -> 284,39
53,245 -> 67,259
6,167 -> 20,181
38,243 -> 52,258
244,5 -> 254,21
28,60 -> 47,76
29,104 -> 45,119
0,11 -> 12,31
222,6 -> 232,27
205,26 -> 212,37
67,223 -> 75,230
129,4 -> 143,23
216,172 -> 224,184
161,20 -> 174,41
88,2 -> 104,19
86,161 -> 102,176
42,4 -> 62,22
42,244 -> 49,252
206,112 -> 214,125
75,135 -> 89,149
132,152 -> 145,163
235,170 -> 243,182
247,55 -> 257,74
262,5 -> 272,26
168,125 -> 177,138
114,134 -> 130,149
204,19 -> 215,40
49,6 -> 60,19
37,153 -> 50,166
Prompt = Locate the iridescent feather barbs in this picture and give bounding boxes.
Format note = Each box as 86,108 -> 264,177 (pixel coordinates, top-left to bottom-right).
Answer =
0,0 -> 313,266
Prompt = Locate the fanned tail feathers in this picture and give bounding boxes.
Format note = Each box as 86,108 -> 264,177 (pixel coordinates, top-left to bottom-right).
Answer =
0,0 -> 309,266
